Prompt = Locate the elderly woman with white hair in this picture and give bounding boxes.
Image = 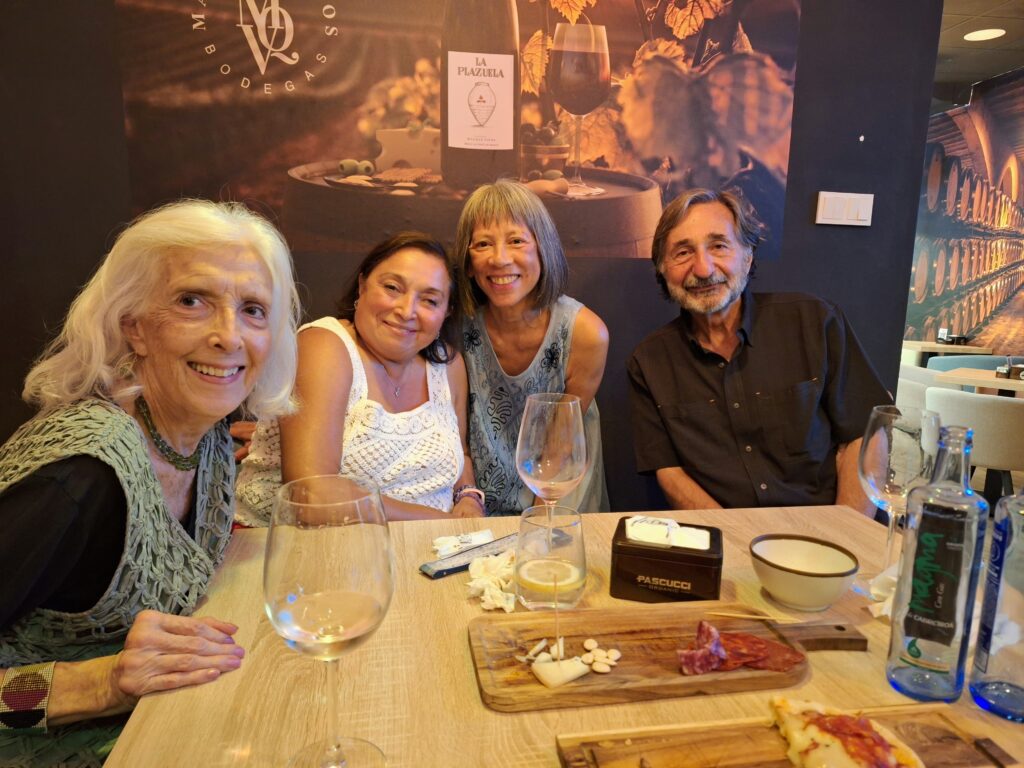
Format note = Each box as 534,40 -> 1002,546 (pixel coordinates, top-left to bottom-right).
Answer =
0,199 -> 299,764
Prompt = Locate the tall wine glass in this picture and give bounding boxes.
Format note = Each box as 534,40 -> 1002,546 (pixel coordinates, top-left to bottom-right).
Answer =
855,405 -> 940,601
548,22 -> 611,197
264,475 -> 395,768
515,392 -> 587,509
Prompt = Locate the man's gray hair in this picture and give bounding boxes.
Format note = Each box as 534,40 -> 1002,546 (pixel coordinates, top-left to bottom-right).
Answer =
651,188 -> 764,298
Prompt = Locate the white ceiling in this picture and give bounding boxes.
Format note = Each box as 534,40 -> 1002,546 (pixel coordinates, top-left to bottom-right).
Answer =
934,0 -> 1024,111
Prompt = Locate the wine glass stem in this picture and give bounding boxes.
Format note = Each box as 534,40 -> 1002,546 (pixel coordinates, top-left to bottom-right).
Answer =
883,507 -> 904,574
324,659 -> 346,768
571,114 -> 584,185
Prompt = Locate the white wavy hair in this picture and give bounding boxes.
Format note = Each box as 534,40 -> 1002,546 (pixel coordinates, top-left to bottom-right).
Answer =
23,199 -> 300,420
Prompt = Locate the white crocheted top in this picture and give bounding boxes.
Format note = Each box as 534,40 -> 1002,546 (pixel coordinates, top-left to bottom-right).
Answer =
236,317 -> 464,525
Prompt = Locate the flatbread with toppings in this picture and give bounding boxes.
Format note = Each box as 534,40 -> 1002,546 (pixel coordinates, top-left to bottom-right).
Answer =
771,697 -> 926,768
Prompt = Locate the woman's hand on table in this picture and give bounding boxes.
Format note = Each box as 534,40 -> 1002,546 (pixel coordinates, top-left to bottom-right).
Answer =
451,496 -> 486,518
47,611 -> 244,726
110,610 -> 245,704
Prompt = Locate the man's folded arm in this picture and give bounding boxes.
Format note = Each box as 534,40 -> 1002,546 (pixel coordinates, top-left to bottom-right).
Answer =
655,466 -> 723,510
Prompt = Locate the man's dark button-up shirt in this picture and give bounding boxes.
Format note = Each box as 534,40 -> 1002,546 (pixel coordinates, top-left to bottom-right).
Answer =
627,290 -> 891,508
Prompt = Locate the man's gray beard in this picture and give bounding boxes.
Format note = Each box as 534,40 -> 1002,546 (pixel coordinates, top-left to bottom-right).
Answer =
668,272 -> 749,316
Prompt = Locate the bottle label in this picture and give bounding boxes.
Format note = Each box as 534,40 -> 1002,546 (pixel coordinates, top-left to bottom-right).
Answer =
901,503 -> 967,649
446,51 -> 515,151
974,515 -> 1010,674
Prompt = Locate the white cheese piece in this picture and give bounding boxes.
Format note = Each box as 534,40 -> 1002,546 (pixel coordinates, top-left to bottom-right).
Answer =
376,127 -> 441,172
669,526 -> 711,550
531,658 -> 590,688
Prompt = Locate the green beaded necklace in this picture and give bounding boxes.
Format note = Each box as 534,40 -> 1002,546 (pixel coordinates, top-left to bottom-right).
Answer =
135,396 -> 203,471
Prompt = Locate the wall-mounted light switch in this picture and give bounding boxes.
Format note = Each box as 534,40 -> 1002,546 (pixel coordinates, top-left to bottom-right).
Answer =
815,191 -> 874,226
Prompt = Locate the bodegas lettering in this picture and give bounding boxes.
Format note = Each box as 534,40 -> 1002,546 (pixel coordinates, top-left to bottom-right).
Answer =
190,0 -> 340,93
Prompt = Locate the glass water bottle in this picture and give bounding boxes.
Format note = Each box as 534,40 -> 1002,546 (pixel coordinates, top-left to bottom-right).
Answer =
886,426 -> 988,702
969,492 -> 1024,721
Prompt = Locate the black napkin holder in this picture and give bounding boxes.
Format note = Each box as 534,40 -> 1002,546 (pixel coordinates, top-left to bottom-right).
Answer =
610,517 -> 723,603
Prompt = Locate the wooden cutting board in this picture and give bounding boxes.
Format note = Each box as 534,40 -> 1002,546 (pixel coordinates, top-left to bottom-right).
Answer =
556,706 -> 1020,767
467,602 -> 868,712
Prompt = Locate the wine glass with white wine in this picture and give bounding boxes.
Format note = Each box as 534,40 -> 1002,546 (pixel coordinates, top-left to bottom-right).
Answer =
264,475 -> 395,767
514,393 -> 588,611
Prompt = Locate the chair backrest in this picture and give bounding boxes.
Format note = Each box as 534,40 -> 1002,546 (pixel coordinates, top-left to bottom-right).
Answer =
899,363 -> 961,389
924,387 -> 1024,471
900,347 -> 923,367
895,378 -> 927,421
926,354 -> 1024,372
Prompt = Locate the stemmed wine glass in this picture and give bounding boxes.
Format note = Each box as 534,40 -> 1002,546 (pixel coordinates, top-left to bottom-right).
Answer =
548,22 -> 611,197
856,405 -> 941,601
514,393 -> 589,613
515,392 -> 587,508
264,475 -> 395,768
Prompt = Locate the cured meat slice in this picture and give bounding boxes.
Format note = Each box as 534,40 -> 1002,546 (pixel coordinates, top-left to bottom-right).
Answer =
677,646 -> 723,676
718,632 -> 770,671
745,638 -> 806,671
679,620 -> 727,675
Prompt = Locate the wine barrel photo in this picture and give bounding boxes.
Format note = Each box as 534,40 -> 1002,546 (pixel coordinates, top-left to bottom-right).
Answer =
958,169 -> 974,222
942,155 -> 961,218
947,240 -> 961,291
910,237 -> 931,304
922,142 -> 944,213
931,239 -> 947,299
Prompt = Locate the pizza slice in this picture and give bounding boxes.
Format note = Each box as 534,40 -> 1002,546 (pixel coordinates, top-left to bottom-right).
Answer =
771,697 -> 926,768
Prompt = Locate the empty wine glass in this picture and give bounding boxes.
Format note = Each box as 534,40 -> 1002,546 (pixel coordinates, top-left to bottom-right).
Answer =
855,405 -> 941,601
515,393 -> 587,509
264,475 -> 395,767
548,22 -> 611,197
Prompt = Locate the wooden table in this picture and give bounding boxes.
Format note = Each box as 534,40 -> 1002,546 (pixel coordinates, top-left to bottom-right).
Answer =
105,508 -> 1024,767
935,367 -> 1024,395
902,341 -> 995,355
902,341 -> 995,366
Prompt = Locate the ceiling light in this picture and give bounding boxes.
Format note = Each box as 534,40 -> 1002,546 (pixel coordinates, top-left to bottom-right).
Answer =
963,28 -> 1006,41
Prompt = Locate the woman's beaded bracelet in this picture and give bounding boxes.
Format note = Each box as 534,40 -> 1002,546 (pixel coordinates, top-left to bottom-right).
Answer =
0,661 -> 56,733
453,484 -> 486,511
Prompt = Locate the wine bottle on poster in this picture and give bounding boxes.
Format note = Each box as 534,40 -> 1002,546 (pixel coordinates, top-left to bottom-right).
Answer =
441,0 -> 521,190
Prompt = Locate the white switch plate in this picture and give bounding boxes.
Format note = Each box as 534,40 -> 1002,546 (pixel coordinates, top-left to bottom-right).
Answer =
815,191 -> 874,226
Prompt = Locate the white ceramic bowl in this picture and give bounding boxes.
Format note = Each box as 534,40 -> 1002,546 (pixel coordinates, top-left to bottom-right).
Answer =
749,534 -> 859,612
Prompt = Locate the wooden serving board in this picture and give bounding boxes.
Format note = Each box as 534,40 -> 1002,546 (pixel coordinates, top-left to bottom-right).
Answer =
467,603 -> 868,712
556,706 -> 1020,767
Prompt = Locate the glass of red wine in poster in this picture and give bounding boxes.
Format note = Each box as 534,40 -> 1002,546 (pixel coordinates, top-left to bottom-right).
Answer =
548,22 -> 611,197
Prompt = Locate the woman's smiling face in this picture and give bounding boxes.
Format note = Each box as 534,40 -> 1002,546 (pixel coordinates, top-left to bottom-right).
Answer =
467,218 -> 542,312
354,247 -> 451,361
124,245 -> 273,433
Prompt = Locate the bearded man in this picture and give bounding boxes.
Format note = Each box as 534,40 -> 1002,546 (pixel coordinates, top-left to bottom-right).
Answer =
627,188 -> 891,514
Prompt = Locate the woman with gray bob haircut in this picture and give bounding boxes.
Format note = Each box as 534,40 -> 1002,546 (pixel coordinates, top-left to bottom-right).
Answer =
0,199 -> 299,765
453,179 -> 610,515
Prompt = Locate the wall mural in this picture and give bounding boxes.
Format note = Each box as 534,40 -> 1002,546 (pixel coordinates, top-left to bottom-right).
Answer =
116,0 -> 799,262
905,67 -> 1024,356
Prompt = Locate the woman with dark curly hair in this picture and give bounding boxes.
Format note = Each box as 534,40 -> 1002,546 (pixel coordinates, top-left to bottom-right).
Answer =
237,231 -> 483,523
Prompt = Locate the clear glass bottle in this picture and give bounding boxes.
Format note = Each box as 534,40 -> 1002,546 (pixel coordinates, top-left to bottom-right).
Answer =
886,426 -> 988,702
969,492 -> 1024,721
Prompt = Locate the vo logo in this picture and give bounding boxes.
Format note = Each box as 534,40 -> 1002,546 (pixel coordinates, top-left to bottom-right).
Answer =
237,0 -> 299,75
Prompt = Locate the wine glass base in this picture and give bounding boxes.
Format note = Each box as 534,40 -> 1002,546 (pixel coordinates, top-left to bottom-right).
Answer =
566,180 -> 605,197
287,737 -> 386,768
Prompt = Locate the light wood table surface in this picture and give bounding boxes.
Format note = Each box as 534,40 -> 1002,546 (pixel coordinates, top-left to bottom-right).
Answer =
105,508 -> 1024,767
903,341 -> 995,355
935,367 -> 1024,394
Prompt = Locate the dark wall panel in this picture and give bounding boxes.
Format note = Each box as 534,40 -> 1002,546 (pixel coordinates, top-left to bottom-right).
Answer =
0,0 -> 132,440
757,0 -> 942,395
